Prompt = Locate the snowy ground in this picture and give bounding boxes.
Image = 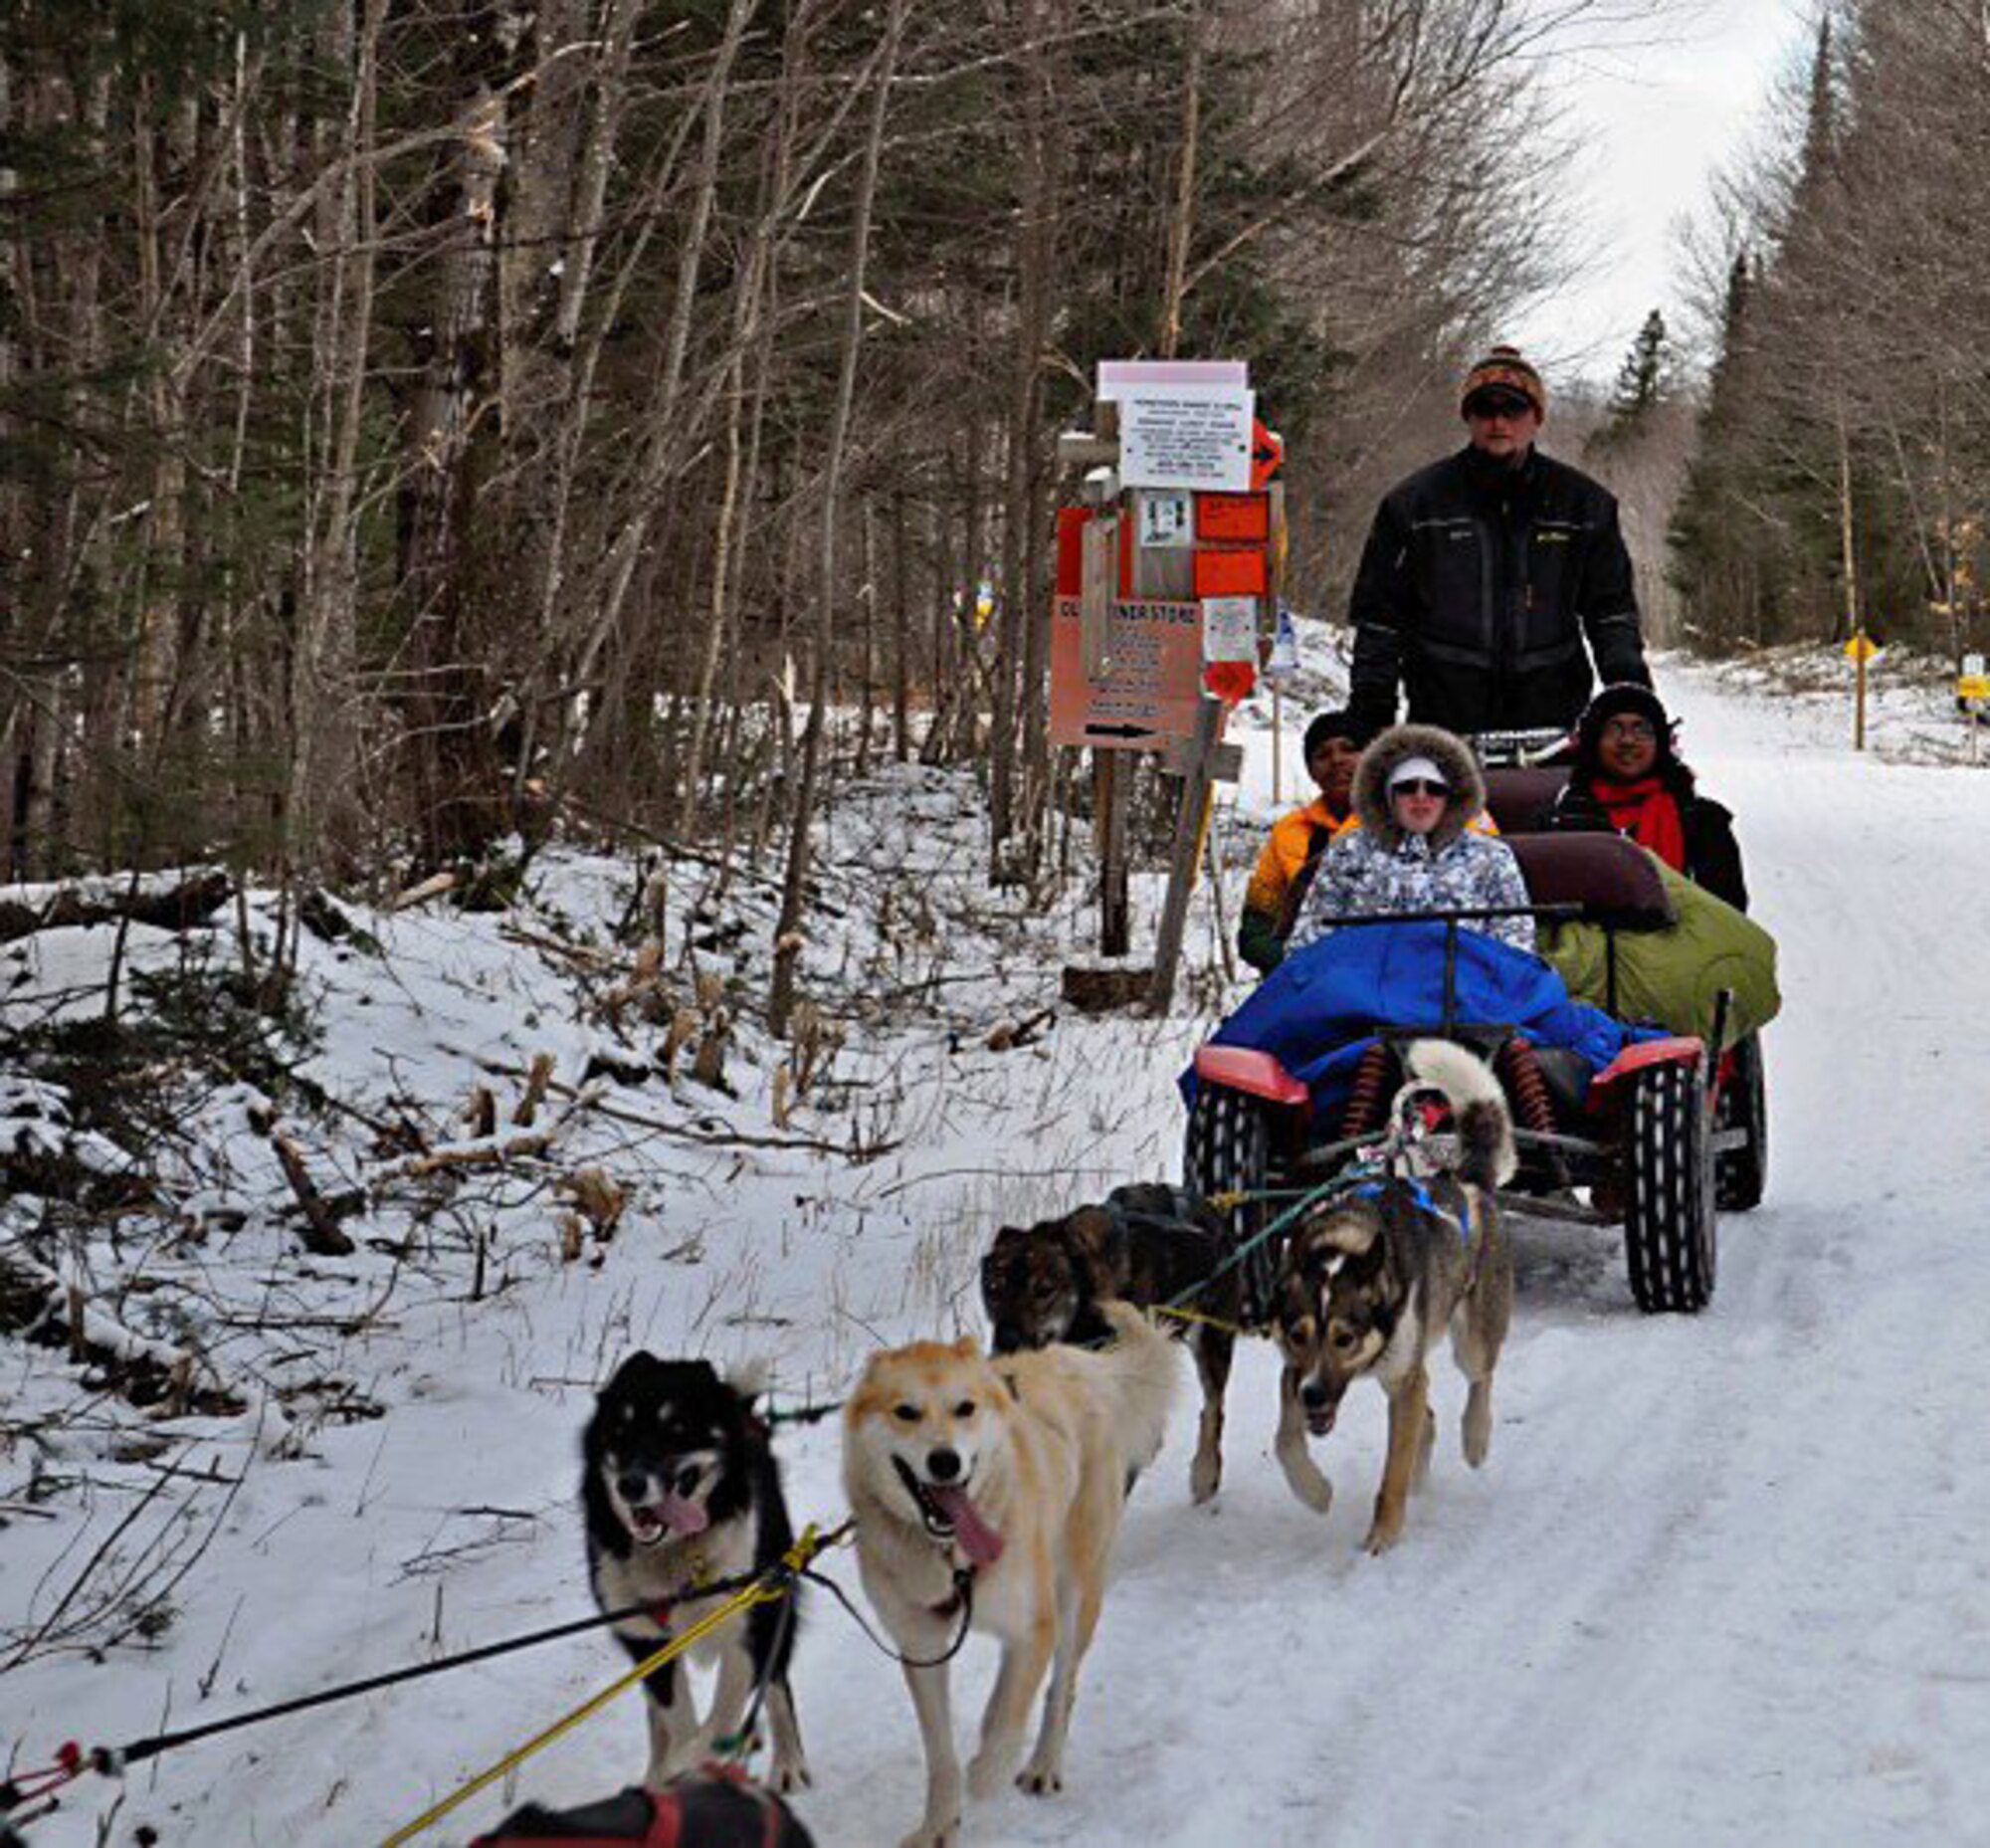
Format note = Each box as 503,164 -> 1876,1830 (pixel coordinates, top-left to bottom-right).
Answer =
5,643 -> 1989,1847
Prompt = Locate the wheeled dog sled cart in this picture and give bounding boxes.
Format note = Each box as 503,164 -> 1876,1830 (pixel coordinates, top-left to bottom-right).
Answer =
1184,755 -> 1768,1317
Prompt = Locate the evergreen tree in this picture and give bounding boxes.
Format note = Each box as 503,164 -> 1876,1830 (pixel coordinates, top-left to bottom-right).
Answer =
1605,308 -> 1672,431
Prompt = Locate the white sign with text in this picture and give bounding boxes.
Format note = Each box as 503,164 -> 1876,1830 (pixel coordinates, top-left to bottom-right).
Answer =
1201,594 -> 1258,662
1118,385 -> 1256,493
1135,490 -> 1194,548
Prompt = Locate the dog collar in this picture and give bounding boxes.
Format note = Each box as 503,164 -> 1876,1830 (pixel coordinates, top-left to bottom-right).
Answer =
643,1549 -> 713,1629
929,1564 -> 976,1619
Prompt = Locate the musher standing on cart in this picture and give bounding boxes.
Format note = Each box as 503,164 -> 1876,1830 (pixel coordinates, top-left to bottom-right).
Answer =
1345,345 -> 1654,738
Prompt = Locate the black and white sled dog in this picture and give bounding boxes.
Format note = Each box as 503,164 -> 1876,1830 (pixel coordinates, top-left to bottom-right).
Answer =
1271,1039 -> 1517,1556
582,1353 -> 809,1791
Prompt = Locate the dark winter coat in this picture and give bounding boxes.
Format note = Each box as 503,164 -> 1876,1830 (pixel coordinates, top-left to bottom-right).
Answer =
1288,724 -> 1535,957
1542,772 -> 1749,913
1346,446 -> 1650,736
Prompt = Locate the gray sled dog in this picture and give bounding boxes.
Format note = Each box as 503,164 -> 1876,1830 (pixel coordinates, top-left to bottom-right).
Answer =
842,1302 -> 1177,1848
1271,1038 -> 1516,1555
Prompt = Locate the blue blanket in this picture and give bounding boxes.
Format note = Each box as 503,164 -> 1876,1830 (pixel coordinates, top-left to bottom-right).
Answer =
1185,922 -> 1664,1116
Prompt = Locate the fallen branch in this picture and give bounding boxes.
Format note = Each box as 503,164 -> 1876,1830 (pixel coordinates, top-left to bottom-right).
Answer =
0,1247 -> 243,1417
474,1059 -> 897,1161
270,1132 -> 358,1256
388,870 -> 457,912
985,1007 -> 1056,1052
498,924 -> 617,973
0,870 -> 233,944
389,1130 -> 555,1179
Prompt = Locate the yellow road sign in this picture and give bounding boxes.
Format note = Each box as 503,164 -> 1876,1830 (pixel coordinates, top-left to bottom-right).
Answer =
1844,631 -> 1879,662
1959,675 -> 1990,700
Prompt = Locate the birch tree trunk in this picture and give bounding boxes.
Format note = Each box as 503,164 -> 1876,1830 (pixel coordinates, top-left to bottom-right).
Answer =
768,0 -> 909,1036
398,36 -> 509,865
291,0 -> 385,865
562,0 -> 755,725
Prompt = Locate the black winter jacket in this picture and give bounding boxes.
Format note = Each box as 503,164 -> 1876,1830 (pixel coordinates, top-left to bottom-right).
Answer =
1347,446 -> 1650,737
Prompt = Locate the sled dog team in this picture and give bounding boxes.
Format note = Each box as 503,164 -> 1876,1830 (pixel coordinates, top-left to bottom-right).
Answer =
582,1040 -> 1514,1847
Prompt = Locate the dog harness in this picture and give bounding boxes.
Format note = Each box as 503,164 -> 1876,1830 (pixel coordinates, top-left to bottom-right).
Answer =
1348,1176 -> 1474,1247
637,1549 -> 713,1631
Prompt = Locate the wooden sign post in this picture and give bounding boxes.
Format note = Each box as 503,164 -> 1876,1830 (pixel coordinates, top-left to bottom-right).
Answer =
1147,697 -> 1237,1014
1960,653 -> 1987,765
1845,629 -> 1878,750
1051,359 -> 1281,1008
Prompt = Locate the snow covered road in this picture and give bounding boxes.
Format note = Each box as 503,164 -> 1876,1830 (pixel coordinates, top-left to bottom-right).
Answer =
795,668 -> 1990,1847
10,661 -> 1990,1847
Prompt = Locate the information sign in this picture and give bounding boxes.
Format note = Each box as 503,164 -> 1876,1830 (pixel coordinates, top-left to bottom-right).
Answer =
1048,595 -> 1204,750
1118,385 -> 1257,493
1200,595 -> 1257,663
1266,604 -> 1300,683
1135,491 -> 1194,549
1096,358 -> 1248,399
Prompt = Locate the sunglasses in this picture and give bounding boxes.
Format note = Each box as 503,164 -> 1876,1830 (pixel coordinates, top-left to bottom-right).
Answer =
1465,394 -> 1532,420
1391,778 -> 1450,799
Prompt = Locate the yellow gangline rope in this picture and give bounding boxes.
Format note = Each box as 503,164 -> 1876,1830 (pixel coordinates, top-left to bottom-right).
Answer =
1153,1302 -> 1246,1337
379,1524 -> 842,1847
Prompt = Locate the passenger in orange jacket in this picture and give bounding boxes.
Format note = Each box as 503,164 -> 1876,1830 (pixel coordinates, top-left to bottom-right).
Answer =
1238,710 -> 1373,974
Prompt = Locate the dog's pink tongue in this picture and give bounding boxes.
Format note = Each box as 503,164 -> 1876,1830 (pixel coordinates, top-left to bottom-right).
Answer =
661,1491 -> 708,1538
930,1486 -> 1003,1566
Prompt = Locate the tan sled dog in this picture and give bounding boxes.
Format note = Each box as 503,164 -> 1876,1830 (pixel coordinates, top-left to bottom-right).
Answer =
843,1302 -> 1176,1848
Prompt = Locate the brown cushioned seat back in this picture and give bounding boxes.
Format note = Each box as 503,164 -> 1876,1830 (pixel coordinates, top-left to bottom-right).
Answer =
1508,833 -> 1675,930
1481,765 -> 1569,836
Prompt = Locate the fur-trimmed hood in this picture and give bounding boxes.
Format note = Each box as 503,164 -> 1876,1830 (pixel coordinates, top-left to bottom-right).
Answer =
1350,723 -> 1487,851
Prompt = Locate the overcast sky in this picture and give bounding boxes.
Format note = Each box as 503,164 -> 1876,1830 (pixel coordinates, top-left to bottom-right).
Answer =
1509,1 -> 1816,388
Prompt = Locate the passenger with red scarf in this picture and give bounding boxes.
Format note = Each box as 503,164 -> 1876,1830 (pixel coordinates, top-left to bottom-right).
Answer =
1542,684 -> 1748,911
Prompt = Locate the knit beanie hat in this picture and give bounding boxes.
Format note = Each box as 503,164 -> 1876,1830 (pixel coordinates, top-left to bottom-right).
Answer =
1460,344 -> 1547,419
1302,710 -> 1372,758
1575,683 -> 1676,771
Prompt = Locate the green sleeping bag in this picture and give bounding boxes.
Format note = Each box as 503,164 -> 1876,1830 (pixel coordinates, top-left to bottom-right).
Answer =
1539,855 -> 1780,1047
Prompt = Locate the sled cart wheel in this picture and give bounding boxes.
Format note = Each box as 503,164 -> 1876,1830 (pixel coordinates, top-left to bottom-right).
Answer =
1713,1032 -> 1767,1212
1184,1085 -> 1275,1324
1624,1060 -> 1717,1314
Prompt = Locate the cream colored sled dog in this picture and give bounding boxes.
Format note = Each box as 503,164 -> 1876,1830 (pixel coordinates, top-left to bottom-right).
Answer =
843,1302 -> 1176,1848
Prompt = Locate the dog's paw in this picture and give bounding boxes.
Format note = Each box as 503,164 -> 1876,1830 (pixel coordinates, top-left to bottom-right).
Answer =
1362,1514 -> 1404,1556
1283,1460 -> 1333,1516
1462,1396 -> 1492,1469
1018,1762 -> 1064,1796
967,1746 -> 1016,1801
770,1754 -> 813,1793
1189,1447 -> 1221,1504
898,1820 -> 956,1848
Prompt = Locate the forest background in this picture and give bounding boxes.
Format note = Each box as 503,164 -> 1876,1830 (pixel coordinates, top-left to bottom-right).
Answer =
4,0 -> 1982,947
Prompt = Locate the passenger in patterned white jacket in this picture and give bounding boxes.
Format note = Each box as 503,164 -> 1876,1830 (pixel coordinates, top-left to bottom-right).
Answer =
1287,722 -> 1536,958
